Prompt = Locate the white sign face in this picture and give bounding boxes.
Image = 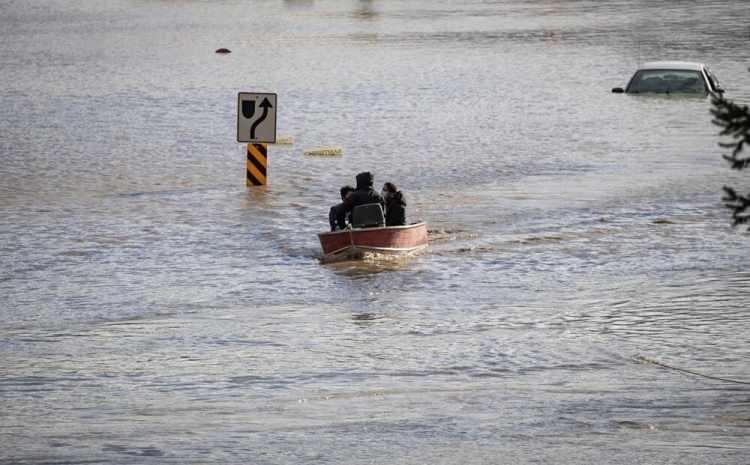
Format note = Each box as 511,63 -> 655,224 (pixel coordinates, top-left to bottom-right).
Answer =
237,92 -> 277,143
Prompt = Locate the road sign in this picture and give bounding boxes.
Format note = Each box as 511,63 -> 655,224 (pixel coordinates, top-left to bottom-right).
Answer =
237,92 -> 277,143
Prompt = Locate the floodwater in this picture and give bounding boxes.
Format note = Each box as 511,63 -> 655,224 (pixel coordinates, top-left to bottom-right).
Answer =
2,1 -> 750,463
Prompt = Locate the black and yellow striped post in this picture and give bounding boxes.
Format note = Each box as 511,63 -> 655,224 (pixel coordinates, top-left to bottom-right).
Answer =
246,143 -> 267,186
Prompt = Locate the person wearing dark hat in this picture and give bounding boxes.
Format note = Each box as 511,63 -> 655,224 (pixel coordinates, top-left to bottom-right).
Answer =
329,185 -> 354,231
381,182 -> 406,226
347,171 -> 384,211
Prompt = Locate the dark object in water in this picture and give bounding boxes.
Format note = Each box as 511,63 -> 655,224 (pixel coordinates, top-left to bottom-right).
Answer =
215,48 -> 231,54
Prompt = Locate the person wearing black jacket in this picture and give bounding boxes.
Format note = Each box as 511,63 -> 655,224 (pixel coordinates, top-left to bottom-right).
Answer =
348,172 -> 384,210
382,182 -> 406,226
329,185 -> 354,231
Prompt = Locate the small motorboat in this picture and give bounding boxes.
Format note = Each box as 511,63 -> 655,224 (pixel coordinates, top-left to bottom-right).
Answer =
318,222 -> 429,262
318,203 -> 428,262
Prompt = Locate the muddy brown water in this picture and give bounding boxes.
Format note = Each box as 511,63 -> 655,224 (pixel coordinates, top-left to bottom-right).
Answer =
1,1 -> 749,463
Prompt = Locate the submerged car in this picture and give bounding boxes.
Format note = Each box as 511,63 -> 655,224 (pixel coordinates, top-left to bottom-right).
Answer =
612,61 -> 724,96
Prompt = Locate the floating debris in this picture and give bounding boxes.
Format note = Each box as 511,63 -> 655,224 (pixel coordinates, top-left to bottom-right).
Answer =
304,147 -> 343,156
273,136 -> 294,145
215,48 -> 231,54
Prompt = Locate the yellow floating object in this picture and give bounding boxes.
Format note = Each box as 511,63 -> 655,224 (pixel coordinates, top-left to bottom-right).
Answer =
304,147 -> 343,156
273,136 -> 294,145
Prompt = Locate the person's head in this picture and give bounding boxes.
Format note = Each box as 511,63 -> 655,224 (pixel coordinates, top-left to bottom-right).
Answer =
340,185 -> 354,200
381,182 -> 397,200
355,172 -> 374,190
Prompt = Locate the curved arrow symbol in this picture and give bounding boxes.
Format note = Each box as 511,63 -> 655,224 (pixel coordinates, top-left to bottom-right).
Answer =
250,98 -> 273,140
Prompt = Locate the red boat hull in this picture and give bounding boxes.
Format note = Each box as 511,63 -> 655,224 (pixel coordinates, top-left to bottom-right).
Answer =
318,223 -> 428,261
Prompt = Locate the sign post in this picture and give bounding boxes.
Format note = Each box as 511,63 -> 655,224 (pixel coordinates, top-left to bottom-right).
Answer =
246,143 -> 267,186
237,92 -> 277,186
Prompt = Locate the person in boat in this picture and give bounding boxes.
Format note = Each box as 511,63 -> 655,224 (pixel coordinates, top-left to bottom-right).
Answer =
328,185 -> 354,231
348,171 -> 384,211
382,182 -> 406,226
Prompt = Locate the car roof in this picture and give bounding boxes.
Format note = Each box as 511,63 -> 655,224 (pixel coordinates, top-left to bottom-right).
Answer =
639,61 -> 705,71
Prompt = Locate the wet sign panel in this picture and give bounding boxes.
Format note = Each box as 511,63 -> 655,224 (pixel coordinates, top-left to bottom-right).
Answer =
237,92 -> 277,143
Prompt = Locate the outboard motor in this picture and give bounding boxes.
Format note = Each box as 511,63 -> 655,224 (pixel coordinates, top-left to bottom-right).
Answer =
351,203 -> 385,228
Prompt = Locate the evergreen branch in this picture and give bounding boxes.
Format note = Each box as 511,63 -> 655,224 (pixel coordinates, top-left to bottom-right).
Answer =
722,153 -> 750,170
713,92 -> 750,230
722,186 -> 750,228
711,96 -> 750,165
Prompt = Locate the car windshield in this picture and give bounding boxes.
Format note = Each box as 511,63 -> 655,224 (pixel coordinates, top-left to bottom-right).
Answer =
627,69 -> 706,94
